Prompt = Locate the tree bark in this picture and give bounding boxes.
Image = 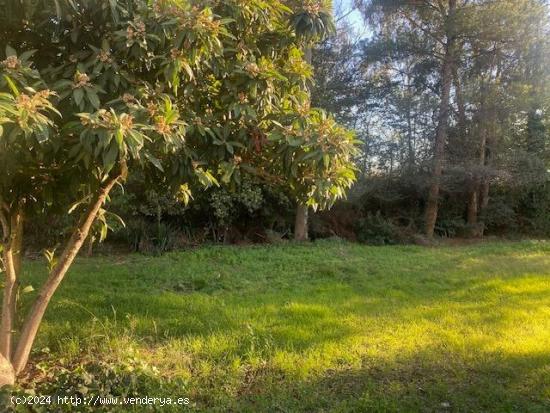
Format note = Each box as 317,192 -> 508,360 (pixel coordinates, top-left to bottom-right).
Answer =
86,235 -> 95,257
11,170 -> 124,375
12,211 -> 23,276
466,108 -> 486,228
466,190 -> 478,226
0,247 -> 17,360
455,66 -> 481,235
424,0 -> 456,238
478,105 -> 496,231
0,352 -> 14,387
0,209 -> 23,361
454,69 -> 466,132
294,203 -> 309,241
406,78 -> 415,170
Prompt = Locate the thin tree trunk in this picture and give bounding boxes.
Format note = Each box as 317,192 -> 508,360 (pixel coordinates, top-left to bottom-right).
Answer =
294,203 -> 309,241
0,247 -> 17,359
466,108 -> 486,230
465,70 -> 488,229
0,207 -> 11,362
478,105 -> 495,232
12,170 -> 124,375
406,93 -> 415,169
466,190 -> 478,226
478,175 -> 490,237
469,120 -> 487,222
454,71 -> 466,131
0,209 -> 23,361
424,0 -> 456,237
0,352 -> 14,386
455,66 -> 480,234
12,211 -> 23,276
0,207 -> 22,385
294,46 -> 313,241
86,236 -> 94,257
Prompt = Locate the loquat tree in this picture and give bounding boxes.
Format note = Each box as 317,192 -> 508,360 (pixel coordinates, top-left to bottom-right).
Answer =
0,0 -> 357,385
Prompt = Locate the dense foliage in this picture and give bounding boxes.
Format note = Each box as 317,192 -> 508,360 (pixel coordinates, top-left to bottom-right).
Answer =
90,0 -> 550,248
0,0 -> 357,382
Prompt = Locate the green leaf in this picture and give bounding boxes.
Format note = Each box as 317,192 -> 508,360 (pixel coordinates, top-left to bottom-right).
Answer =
19,50 -> 36,62
103,142 -> 119,171
86,89 -> 100,109
5,45 -> 17,57
195,168 -> 219,188
43,249 -> 57,272
221,163 -> 236,184
177,184 -> 193,206
115,128 -> 124,147
108,0 -> 120,23
181,61 -> 194,80
73,88 -> 84,106
144,152 -> 164,172
3,76 -> 19,96
287,137 -> 303,146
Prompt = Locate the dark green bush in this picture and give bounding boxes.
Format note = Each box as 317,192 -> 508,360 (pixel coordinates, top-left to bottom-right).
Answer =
355,212 -> 401,245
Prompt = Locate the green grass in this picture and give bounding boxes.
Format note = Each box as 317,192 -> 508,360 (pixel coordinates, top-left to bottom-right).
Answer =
18,240 -> 550,412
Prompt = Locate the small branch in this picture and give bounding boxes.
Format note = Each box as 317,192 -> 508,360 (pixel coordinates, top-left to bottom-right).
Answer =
336,8 -> 356,23
400,11 -> 445,47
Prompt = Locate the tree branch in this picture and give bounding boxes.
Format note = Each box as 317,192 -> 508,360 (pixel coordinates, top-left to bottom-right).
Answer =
400,11 -> 445,47
12,163 -> 126,375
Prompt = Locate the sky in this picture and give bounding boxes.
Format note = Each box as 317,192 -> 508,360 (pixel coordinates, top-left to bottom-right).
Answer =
335,0 -> 370,38
339,0 -> 363,26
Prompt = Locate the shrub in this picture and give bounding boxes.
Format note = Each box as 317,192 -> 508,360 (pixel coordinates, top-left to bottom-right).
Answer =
355,212 -> 401,245
0,356 -> 183,412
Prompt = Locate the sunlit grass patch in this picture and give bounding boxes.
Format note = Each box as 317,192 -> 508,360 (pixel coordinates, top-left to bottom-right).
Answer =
18,240 -> 550,412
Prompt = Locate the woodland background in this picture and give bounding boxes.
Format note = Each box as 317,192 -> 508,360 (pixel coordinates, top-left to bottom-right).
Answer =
21,0 -> 550,253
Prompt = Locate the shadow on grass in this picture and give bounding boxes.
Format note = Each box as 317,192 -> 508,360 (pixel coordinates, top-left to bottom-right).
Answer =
39,261 -> 550,349
230,350 -> 550,413
16,241 -> 550,412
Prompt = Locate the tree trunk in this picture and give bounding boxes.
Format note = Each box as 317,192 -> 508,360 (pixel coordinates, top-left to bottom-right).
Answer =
12,211 -> 23,276
478,103 -> 496,233
11,171 -> 123,375
294,203 -> 309,241
406,94 -> 415,170
454,71 -> 466,132
467,115 -> 487,227
294,46 -> 313,241
0,247 -> 17,359
424,0 -> 456,237
466,190 -> 478,226
462,83 -> 485,232
86,235 -> 95,257
0,209 -> 23,360
0,352 -> 14,387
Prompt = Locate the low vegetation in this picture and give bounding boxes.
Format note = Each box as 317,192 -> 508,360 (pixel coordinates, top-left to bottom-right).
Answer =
3,240 -> 549,412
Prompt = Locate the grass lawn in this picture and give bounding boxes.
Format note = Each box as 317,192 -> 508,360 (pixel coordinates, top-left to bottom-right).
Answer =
15,240 -> 550,412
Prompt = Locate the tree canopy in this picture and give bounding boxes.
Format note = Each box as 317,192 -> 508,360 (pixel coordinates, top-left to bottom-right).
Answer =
0,0 -> 357,384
